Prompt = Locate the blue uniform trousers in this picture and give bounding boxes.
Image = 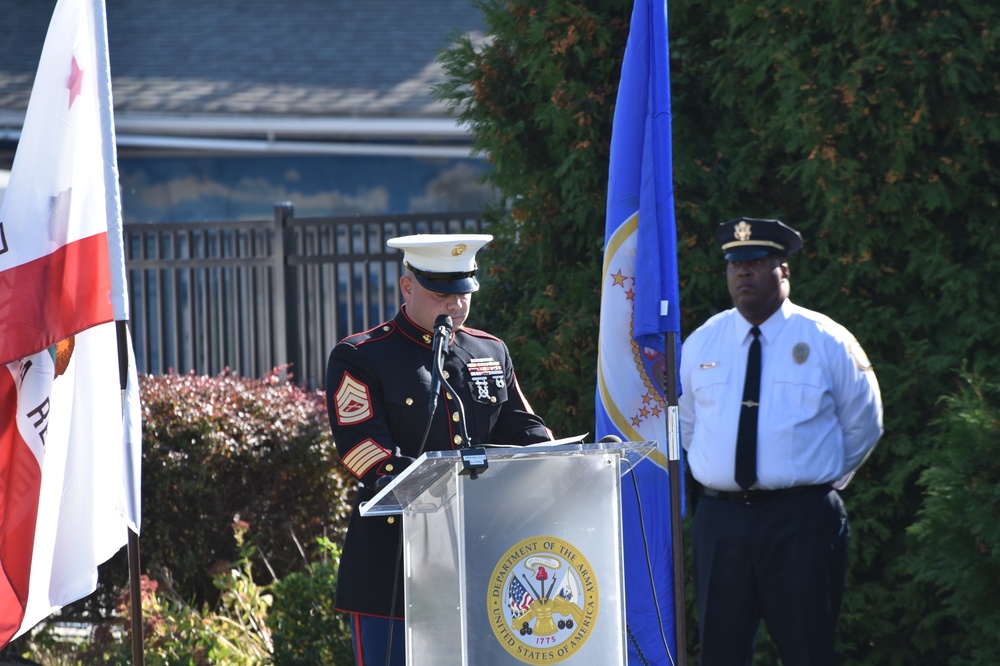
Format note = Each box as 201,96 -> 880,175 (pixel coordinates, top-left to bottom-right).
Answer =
349,613 -> 406,666
692,485 -> 849,665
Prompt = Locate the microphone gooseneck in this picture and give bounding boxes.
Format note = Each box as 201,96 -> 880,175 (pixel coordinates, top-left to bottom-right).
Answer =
430,314 -> 471,449
428,314 -> 453,405
386,313 -> 457,665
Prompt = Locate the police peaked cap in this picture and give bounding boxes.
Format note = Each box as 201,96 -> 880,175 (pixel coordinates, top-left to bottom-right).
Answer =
715,217 -> 803,261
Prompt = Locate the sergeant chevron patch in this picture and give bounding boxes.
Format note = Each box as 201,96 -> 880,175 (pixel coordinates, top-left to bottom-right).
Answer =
335,372 -> 373,425
342,438 -> 390,478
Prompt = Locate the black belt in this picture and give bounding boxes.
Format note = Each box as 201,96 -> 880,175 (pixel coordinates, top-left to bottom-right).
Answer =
700,484 -> 831,505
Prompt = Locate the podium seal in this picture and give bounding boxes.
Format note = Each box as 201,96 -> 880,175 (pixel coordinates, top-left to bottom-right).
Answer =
487,535 -> 599,664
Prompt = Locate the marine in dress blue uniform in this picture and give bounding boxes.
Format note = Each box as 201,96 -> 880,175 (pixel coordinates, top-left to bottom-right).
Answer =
325,234 -> 552,665
679,218 -> 883,666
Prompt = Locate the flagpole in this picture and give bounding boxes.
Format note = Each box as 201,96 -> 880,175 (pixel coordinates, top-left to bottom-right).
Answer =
665,331 -> 687,666
94,0 -> 144,658
126,530 -> 143,663
116,322 -> 144,665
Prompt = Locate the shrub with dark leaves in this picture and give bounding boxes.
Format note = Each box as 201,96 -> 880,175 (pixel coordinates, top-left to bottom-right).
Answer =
139,368 -> 353,604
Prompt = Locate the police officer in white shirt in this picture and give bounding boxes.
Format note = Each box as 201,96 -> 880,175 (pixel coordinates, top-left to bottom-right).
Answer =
679,217 -> 883,666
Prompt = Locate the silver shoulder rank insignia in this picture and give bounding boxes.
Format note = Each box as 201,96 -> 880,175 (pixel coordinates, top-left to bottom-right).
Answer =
849,340 -> 873,371
792,342 -> 810,364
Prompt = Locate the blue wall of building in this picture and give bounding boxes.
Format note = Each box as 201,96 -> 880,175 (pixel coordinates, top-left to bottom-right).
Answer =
118,153 -> 491,223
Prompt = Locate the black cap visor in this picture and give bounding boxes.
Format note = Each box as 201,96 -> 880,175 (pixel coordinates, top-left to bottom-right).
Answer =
408,262 -> 480,294
724,247 -> 775,262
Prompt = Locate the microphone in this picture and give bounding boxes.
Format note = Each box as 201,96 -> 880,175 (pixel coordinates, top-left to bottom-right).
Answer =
428,314 -> 473,452
434,314 -> 453,354
429,315 -> 453,398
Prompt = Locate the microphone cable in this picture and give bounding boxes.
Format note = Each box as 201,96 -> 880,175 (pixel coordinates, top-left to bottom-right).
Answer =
384,313 -> 453,666
602,435 -> 677,666
624,457 -> 677,666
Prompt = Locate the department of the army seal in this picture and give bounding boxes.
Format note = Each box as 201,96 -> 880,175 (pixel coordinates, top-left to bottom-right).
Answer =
487,536 -> 599,664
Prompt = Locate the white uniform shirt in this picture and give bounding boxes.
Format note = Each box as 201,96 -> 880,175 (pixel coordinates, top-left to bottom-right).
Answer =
679,299 -> 883,491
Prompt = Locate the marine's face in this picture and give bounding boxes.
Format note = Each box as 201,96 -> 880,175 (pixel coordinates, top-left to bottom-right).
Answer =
400,273 -> 472,331
726,255 -> 789,324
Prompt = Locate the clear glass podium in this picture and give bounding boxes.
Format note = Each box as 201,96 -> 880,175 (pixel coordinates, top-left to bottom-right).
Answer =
360,440 -> 655,665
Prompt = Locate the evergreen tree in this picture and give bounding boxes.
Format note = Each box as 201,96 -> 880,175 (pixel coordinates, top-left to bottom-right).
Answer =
905,375 -> 1000,665
438,0 -> 1000,662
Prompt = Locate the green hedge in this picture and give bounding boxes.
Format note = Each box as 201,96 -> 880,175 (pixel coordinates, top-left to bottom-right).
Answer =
904,375 -> 1000,664
268,537 -> 354,666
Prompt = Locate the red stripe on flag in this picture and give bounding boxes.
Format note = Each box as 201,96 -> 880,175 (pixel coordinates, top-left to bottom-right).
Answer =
0,368 -> 44,646
0,233 -> 113,366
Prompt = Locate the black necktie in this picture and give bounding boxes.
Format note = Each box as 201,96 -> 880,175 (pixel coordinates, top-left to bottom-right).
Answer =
735,326 -> 762,490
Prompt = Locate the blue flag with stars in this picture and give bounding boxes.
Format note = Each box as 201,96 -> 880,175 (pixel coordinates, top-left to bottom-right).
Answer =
595,0 -> 683,664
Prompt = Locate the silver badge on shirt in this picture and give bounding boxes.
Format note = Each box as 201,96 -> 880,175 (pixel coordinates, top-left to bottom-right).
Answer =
793,342 -> 810,364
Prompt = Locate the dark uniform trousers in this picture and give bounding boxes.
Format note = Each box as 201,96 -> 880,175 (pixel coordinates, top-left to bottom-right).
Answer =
692,485 -> 849,666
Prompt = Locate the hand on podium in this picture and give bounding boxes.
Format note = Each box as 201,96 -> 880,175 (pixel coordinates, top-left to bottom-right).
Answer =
373,448 -> 416,491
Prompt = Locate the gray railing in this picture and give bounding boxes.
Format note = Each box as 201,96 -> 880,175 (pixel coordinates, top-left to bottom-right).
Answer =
124,205 -> 487,388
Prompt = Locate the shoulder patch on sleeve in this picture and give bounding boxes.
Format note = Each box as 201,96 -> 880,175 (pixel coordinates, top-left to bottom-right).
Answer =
342,438 -> 390,478
342,322 -> 394,347
849,339 -> 873,371
335,371 -> 373,425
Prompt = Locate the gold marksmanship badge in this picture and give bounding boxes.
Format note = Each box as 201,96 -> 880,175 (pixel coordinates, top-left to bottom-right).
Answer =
487,536 -> 598,664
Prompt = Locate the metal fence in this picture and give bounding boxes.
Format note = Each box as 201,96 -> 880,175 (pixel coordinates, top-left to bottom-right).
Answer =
124,205 -> 487,389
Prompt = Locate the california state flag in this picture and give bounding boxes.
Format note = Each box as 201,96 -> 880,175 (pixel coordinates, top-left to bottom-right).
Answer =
0,0 -> 141,647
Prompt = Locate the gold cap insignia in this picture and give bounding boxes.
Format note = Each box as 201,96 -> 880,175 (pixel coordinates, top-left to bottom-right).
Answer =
734,220 -> 752,241
452,243 -> 468,256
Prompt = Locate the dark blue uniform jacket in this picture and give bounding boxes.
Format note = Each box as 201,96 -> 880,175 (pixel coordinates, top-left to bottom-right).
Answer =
325,306 -> 551,618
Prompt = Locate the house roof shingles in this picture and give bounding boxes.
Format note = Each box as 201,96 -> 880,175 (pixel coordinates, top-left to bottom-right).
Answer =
0,0 -> 484,119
